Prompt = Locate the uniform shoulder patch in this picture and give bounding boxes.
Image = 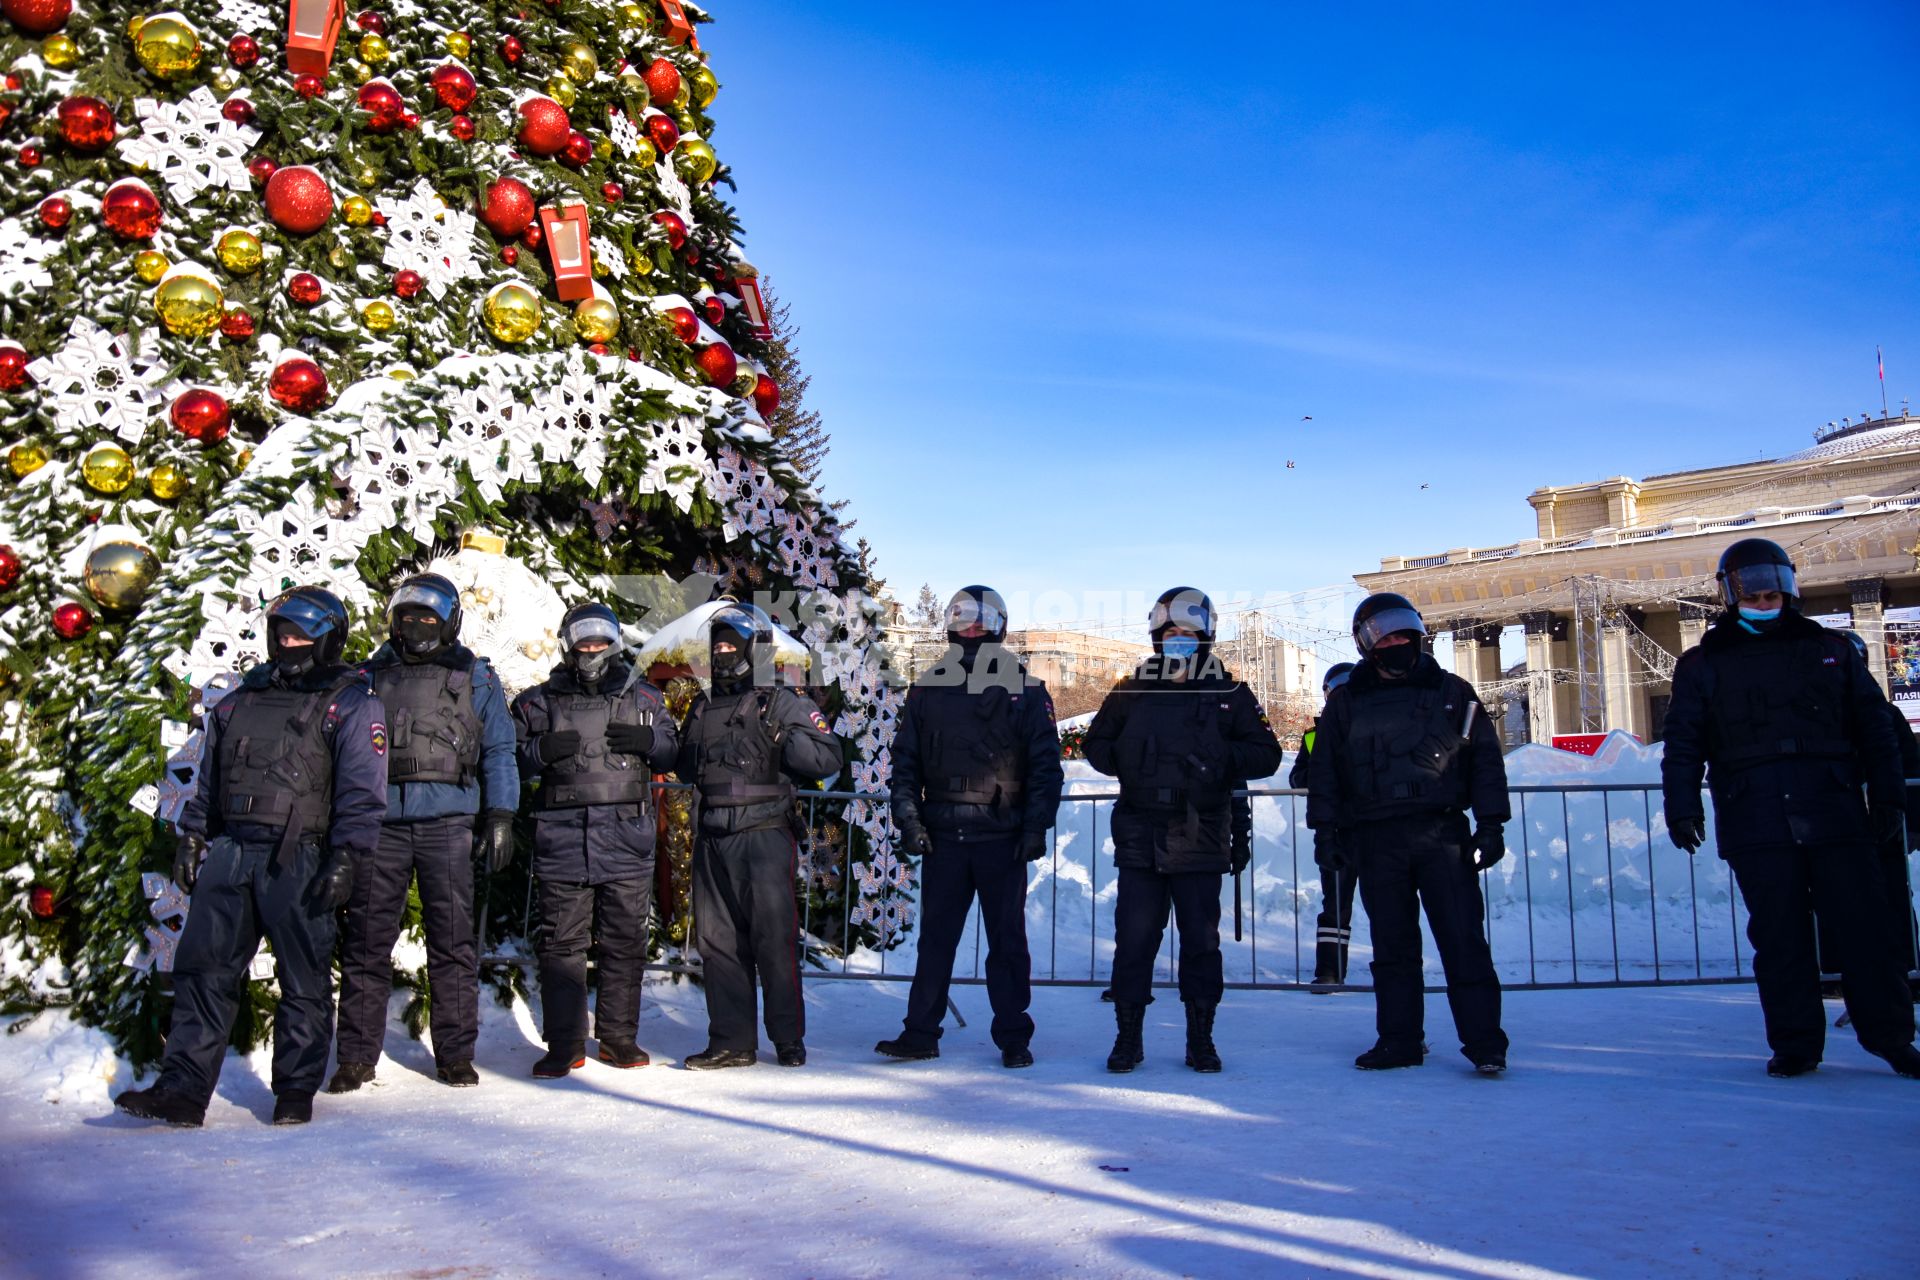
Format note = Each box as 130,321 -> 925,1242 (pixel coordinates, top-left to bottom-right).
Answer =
808,708 -> 831,733
1041,692 -> 1055,724
369,721 -> 388,755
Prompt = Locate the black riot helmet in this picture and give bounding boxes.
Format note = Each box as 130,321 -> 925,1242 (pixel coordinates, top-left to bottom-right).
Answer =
710,604 -> 772,690
1148,585 -> 1215,657
388,572 -> 461,658
1716,538 -> 1798,609
1322,661 -> 1356,694
945,585 -> 1008,647
560,601 -> 622,684
266,585 -> 349,677
1352,592 -> 1426,654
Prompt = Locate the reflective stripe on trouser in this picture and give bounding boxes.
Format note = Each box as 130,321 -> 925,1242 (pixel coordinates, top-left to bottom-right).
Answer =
901,831 -> 1034,1050
160,836 -> 338,1105
1109,867 -> 1223,1008
534,875 -> 653,1046
1315,867 -> 1360,983
693,827 -> 803,1051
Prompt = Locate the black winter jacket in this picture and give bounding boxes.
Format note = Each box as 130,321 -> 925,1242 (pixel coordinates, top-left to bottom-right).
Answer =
676,683 -> 844,837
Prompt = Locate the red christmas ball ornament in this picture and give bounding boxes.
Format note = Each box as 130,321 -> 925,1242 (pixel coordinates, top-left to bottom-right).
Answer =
2,0 -> 71,36
27,885 -> 54,920
357,81 -> 406,133
18,145 -> 42,168
401,110 -> 421,130
695,342 -> 738,389
663,306 -> 698,344
562,130 -> 593,166
52,602 -> 92,641
170,388 -> 232,443
752,374 -> 780,419
501,244 -> 518,266
228,32 -> 260,67
520,222 -> 542,249
652,210 -> 687,249
37,195 -> 71,230
294,74 -> 327,100
264,165 -> 334,234
642,57 -> 681,107
0,544 -> 20,591
287,272 -> 323,306
57,96 -> 115,152
354,9 -> 385,34
701,294 -> 725,327
587,342 -> 611,356
683,244 -> 700,267
222,98 -> 255,125
393,269 -> 423,298
517,96 -> 571,155
477,176 -> 535,237
601,181 -> 623,204
431,63 -> 477,112
0,344 -> 28,391
370,210 -> 386,227
247,154 -> 279,183
101,178 -> 162,240
269,355 -> 330,413
450,114 -> 475,142
646,113 -> 679,155
501,36 -> 522,63
220,309 -> 255,340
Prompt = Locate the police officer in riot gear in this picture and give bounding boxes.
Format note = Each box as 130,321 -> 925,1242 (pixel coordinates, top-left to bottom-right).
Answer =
878,586 -> 1065,1067
1663,540 -> 1919,1078
675,606 -> 842,1069
512,602 -> 679,1078
328,573 -> 520,1094
1307,592 -> 1511,1074
1290,662 -> 1358,990
1084,588 -> 1283,1073
116,587 -> 388,1127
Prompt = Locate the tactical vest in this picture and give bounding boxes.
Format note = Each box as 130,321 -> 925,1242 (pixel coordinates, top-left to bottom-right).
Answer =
214,679 -> 344,835
1338,678 -> 1474,813
915,682 -> 1025,808
1705,634 -> 1856,771
370,657 -> 481,786
688,688 -> 793,808
539,684 -> 656,808
1112,685 -> 1233,814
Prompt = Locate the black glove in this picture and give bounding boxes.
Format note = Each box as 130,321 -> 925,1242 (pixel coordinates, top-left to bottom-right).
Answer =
902,827 -> 933,856
1468,822 -> 1506,871
1872,803 -> 1907,846
308,847 -> 356,912
172,832 -> 207,891
607,720 -> 653,757
1230,832 -> 1252,875
1019,830 -> 1050,863
1312,828 -> 1352,875
538,730 -> 582,764
1670,816 -> 1705,854
474,810 -> 515,874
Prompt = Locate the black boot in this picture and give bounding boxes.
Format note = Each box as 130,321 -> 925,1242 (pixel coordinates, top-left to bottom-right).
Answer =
1355,1041 -> 1424,1071
684,1046 -> 757,1070
326,1062 -> 377,1094
597,1038 -> 651,1069
1767,1054 -> 1819,1078
1184,1003 -> 1221,1073
775,1041 -> 807,1067
875,1036 -> 939,1061
115,1086 -> 205,1128
272,1091 -> 314,1125
1873,1044 -> 1920,1079
1001,1044 -> 1034,1069
1106,1003 -> 1145,1073
532,1042 -> 586,1079
435,1061 -> 480,1087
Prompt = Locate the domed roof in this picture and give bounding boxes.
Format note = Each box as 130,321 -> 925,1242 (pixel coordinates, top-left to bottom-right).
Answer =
1785,415 -> 1920,461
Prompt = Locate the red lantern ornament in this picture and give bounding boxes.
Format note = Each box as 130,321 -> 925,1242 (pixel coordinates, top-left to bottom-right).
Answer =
287,0 -> 347,76
652,210 -> 687,249
658,0 -> 694,46
517,96 -> 570,155
354,9 -> 384,34
0,344 -> 28,391
17,145 -> 41,168
450,113 -> 475,141
562,130 -> 593,166
752,373 -> 780,419
247,154 -> 279,184
430,63 -> 477,111
223,98 -> 255,125
287,272 -> 324,305
27,885 -> 54,920
52,601 -> 92,641
642,57 -> 681,106
2,0 -> 71,36
37,196 -> 71,230
602,181 -> 623,204
736,275 -> 772,338
393,269 -> 423,298
228,32 -> 260,67
269,355 -> 329,412
501,244 -> 518,266
294,73 -> 327,99
645,113 -> 679,155
478,176 -> 535,237
220,309 -> 255,339
264,165 -> 334,234
0,544 -> 20,590
101,178 -> 162,240
696,342 -> 737,388
501,35 -> 522,63
700,294 -> 726,327
170,388 -> 232,443
57,96 -> 115,152
356,79 -> 405,132
537,202 -> 594,301
663,306 -> 698,344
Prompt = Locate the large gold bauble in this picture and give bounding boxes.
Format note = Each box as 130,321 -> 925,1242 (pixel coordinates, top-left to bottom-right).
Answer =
572,298 -> 620,343
545,74 -> 578,108
445,31 -> 471,57
133,250 -> 170,283
673,108 -> 697,132
43,34 -> 81,69
341,195 -> 374,226
134,15 -> 203,80
560,41 -> 598,83
618,3 -> 650,28
675,138 -> 718,184
84,541 -> 161,612
731,365 -> 759,396
148,462 -> 189,501
672,81 -> 691,110
215,229 -> 262,274
362,300 -> 398,332
153,272 -> 226,339
688,64 -> 719,109
633,139 -> 659,169
9,442 -> 49,478
483,283 -> 542,344
358,32 -> 391,65
81,443 -> 136,495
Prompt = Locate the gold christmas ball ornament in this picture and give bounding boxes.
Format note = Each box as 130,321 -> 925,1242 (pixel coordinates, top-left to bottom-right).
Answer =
545,74 -> 577,108
342,195 -> 374,226
444,31 -> 472,58
572,297 -> 620,343
626,251 -> 654,277
618,3 -> 649,27
731,365 -> 759,396
559,41 -> 598,83
126,13 -> 146,39
133,14 -> 204,80
593,137 -> 612,161
134,249 -> 171,283
592,257 -> 610,279
632,139 -> 659,169
43,34 -> 81,69
211,68 -> 239,93
358,32 -> 391,66
152,270 -> 226,339
214,229 -> 263,274
675,137 -> 718,184
672,81 -> 691,110
674,108 -> 697,133
482,283 -> 542,344
84,541 -> 162,612
148,462 -> 189,501
328,245 -> 353,270
8,442 -> 49,478
361,299 -> 398,332
353,162 -> 381,188
81,442 -> 136,495
688,64 -> 719,109
349,59 -> 372,84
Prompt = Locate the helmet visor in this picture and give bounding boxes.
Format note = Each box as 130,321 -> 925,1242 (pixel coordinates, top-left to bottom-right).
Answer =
946,594 -> 1006,635
562,612 -> 621,652
1149,593 -> 1213,636
267,592 -> 340,642
1324,668 -> 1353,694
390,580 -> 458,624
1355,606 -> 1426,652
1722,561 -> 1797,602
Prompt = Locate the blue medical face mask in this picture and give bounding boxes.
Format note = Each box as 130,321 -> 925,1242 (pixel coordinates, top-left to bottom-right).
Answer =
1160,636 -> 1201,659
1738,606 -> 1782,623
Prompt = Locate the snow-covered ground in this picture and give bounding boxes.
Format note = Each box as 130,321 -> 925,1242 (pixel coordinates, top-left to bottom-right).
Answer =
5,978 -> 1915,1279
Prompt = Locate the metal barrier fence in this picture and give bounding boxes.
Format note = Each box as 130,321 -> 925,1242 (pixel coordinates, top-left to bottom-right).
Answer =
492,782 -> 1920,993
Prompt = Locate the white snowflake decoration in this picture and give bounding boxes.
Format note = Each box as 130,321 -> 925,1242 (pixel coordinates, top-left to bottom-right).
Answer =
116,88 -> 258,203
380,178 -> 483,300
26,319 -> 168,443
0,217 -> 58,299
592,236 -> 627,279
609,109 -> 642,158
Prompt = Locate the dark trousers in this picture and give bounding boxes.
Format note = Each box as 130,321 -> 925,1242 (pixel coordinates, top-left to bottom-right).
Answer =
335,816 -> 478,1067
160,837 -> 336,1104
1355,817 -> 1506,1057
1315,867 -> 1360,982
693,827 -> 803,1051
534,876 -> 653,1047
901,832 -> 1033,1050
1816,843 -> 1918,982
1110,867 -> 1223,1007
1727,841 -> 1916,1060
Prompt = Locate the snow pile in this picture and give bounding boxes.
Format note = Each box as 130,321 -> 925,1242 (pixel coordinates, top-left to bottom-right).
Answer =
0,1010 -> 131,1107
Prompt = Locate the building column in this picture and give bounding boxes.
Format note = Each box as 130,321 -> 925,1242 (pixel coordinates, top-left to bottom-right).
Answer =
1451,619 -> 1503,693
1523,612 -> 1559,744
1677,608 -> 1709,656
1850,578 -> 1890,695
1600,618 -> 1642,739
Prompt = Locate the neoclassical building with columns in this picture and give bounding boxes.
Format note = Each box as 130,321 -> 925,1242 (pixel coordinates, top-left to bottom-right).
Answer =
1354,412 -> 1920,744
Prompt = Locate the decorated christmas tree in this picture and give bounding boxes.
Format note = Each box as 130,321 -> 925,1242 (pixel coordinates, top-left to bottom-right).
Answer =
0,0 -> 914,1059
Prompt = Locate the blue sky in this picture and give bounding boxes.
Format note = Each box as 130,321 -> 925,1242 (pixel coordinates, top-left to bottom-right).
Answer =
706,1 -> 1919,648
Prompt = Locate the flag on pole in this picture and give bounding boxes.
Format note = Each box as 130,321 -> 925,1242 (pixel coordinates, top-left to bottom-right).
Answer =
1880,346 -> 1886,382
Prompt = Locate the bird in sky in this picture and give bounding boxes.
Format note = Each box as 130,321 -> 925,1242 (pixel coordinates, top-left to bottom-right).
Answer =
1420,483 -> 1430,490
1301,415 -> 1313,421
1286,460 -> 1296,469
